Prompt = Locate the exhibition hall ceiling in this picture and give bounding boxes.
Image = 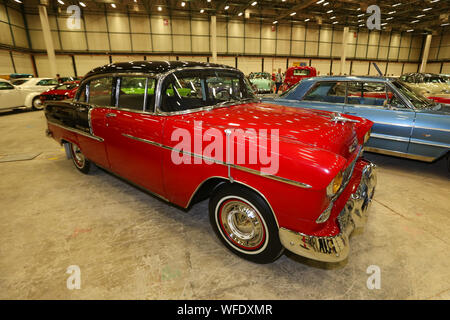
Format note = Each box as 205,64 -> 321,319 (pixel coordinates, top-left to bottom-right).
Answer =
11,0 -> 450,34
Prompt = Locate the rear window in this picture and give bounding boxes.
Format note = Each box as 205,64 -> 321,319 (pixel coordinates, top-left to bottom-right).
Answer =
293,69 -> 310,76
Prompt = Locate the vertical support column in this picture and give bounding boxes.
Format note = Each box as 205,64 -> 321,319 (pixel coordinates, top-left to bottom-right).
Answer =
38,5 -> 57,77
419,34 -> 432,73
211,16 -> 217,63
340,26 -> 349,75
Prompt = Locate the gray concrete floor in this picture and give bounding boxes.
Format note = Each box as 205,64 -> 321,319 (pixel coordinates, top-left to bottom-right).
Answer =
0,110 -> 449,300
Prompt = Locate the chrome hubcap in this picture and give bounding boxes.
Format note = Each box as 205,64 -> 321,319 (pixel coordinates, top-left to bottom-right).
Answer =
71,144 -> 85,168
220,200 -> 265,249
34,98 -> 42,108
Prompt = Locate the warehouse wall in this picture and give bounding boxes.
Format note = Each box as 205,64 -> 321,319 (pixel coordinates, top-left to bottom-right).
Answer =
1,4 -> 449,78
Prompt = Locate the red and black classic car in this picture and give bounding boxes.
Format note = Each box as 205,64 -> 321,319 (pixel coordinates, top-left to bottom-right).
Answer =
44,61 -> 376,264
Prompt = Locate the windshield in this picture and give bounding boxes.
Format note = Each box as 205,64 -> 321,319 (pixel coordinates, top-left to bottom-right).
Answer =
279,81 -> 301,98
250,73 -> 270,80
55,83 -> 79,90
392,80 -> 435,109
161,69 -> 256,112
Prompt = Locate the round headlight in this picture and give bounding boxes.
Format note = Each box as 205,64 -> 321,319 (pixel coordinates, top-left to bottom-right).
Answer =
327,171 -> 343,197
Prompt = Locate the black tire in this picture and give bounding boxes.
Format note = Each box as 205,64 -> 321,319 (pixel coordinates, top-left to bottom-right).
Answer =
69,142 -> 91,174
209,183 -> 284,264
32,96 -> 43,110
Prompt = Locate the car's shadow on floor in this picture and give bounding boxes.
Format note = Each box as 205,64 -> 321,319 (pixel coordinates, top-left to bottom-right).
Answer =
363,151 -> 449,179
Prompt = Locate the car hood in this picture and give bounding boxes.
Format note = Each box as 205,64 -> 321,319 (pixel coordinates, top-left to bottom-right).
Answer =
188,102 -> 363,159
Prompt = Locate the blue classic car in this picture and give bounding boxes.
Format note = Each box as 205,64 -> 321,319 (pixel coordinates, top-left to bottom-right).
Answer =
264,76 -> 450,167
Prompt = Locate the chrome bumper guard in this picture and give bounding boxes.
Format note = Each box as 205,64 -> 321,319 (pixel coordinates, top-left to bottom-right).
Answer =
279,163 -> 377,263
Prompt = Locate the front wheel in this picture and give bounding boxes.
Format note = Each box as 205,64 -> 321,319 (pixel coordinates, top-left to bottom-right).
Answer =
32,96 -> 43,110
209,184 -> 284,264
69,142 -> 91,174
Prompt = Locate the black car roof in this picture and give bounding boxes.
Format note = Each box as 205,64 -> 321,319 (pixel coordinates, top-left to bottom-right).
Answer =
84,60 -> 238,78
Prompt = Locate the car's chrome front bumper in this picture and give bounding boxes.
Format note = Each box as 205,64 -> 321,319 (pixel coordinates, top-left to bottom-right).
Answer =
279,162 -> 377,263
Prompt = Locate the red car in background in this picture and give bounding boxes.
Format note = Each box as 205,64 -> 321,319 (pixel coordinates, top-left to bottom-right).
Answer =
40,81 -> 80,102
281,66 -> 317,92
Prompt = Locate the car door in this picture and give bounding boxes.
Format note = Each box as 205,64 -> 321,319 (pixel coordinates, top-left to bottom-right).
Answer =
0,81 -> 23,109
343,81 -> 415,153
71,78 -> 110,169
287,80 -> 347,113
100,75 -> 166,197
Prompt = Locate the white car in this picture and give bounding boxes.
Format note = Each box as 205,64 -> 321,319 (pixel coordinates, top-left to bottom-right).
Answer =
11,77 -> 58,110
0,79 -> 27,111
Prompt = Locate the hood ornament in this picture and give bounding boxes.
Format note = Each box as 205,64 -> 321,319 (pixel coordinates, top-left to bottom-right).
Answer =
328,112 -> 360,125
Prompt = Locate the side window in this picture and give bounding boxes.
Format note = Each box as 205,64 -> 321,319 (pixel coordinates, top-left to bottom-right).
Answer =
347,82 -> 386,106
303,81 -> 346,104
293,69 -> 310,76
117,76 -> 156,111
386,86 -> 407,109
161,73 -> 207,112
89,77 -> 113,106
0,82 -> 14,90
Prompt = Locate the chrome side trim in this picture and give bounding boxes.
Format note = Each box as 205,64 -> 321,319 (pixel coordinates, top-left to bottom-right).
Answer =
409,139 -> 450,149
413,125 -> 450,133
364,146 -> 435,162
121,132 -> 313,189
48,121 -> 104,142
372,121 -> 412,128
370,133 -> 410,142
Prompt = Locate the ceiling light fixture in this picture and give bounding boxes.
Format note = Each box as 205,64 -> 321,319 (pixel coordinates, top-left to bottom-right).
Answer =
431,0 -> 440,3
158,6 -> 162,11
200,9 -> 205,13
316,0 -> 324,4
381,22 -> 387,26
330,16 -> 336,19
251,1 -> 257,6
416,14 -> 425,18
304,18 -> 310,22
181,1 -> 186,7
224,5 -> 229,10
392,3 -> 401,7
441,23 -> 449,26
332,21 -> 338,24
406,29 -> 414,32
388,11 -> 396,14
79,1 -> 86,7
238,12 -> 243,16
323,2 -> 329,6
386,17 -> 394,20
14,0 -> 22,3
273,21 -> 278,24
326,9 -> 333,13
290,12 -> 296,16
57,0 -> 65,5
423,7 -> 432,11
111,3 -> 116,8
357,13 -> 364,17
411,20 -> 420,23
358,24 -> 364,27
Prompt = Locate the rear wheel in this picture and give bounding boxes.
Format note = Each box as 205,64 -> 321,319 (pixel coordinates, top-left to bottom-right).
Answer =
32,96 -> 43,110
69,142 -> 91,174
209,184 -> 284,264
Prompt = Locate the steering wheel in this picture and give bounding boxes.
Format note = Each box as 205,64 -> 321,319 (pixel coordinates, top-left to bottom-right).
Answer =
215,89 -> 231,100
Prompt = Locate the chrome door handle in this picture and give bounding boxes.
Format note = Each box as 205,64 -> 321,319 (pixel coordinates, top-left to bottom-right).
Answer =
106,113 -> 117,118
